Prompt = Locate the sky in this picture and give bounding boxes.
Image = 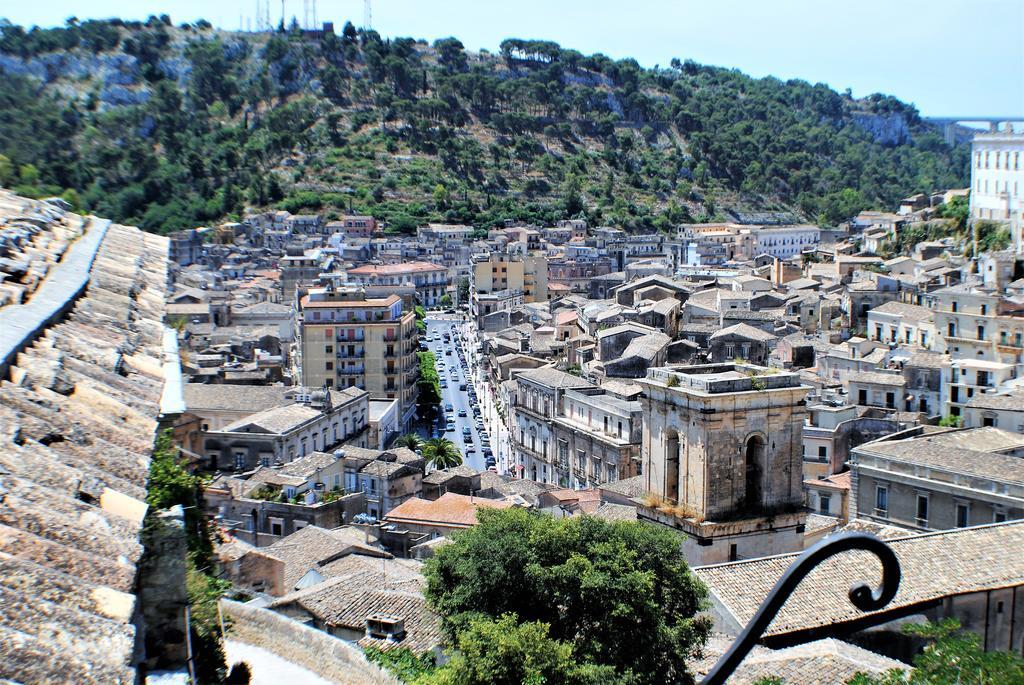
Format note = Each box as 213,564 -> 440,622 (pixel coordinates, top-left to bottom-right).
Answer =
2,0 -> 1022,117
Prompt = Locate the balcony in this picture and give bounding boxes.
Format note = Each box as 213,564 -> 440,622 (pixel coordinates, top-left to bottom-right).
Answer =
337,349 -> 365,359
338,365 -> 365,375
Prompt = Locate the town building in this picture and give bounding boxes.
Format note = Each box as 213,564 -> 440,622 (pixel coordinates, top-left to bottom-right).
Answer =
200,386 -> 369,470
969,126 -> 1024,253
326,214 -> 377,238
472,251 -> 549,305
298,285 -> 419,427
550,387 -> 643,488
346,261 -> 448,307
926,285 -> 1024,366
850,426 -> 1024,531
637,363 -> 809,565
964,386 -> 1024,431
281,248 -> 333,302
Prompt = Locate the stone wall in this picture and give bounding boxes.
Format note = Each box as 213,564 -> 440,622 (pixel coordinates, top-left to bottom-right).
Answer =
220,599 -> 400,685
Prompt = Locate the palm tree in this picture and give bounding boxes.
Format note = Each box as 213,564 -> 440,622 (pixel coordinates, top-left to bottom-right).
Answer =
394,433 -> 424,452
423,437 -> 462,471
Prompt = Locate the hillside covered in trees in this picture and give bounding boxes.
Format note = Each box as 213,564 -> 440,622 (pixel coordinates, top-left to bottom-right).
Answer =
0,16 -> 970,234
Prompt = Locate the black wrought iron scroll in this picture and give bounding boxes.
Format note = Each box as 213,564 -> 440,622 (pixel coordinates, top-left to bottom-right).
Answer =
700,531 -> 901,685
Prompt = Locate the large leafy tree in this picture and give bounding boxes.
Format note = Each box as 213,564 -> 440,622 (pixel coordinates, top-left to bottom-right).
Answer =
423,613 -> 616,685
422,437 -> 462,470
424,508 -> 711,684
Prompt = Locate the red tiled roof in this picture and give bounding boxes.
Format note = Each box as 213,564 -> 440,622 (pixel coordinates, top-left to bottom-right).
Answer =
384,493 -> 513,528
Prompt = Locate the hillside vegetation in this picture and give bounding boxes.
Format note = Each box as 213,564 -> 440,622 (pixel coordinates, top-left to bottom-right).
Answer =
0,16 -> 969,234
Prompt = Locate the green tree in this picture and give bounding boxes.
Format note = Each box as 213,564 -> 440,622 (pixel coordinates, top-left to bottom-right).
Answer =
847,619 -> 1024,685
423,437 -> 462,470
60,187 -> 82,211
424,508 -> 710,684
0,154 -> 12,186
423,613 -> 615,685
440,293 -> 453,308
18,162 -> 39,186
433,183 -> 450,210
562,173 -> 584,216
417,351 -> 442,409
365,646 -> 436,682
394,433 -> 424,452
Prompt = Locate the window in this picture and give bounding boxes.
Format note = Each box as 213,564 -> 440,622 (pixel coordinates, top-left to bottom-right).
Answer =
858,389 -> 867,405
729,544 -> 738,562
916,495 -> 929,526
980,304 -> 987,315
234,452 -> 246,470
326,361 -> 333,370
269,517 -> 283,537
956,503 -> 969,528
325,345 -> 333,353
951,301 -> 958,312
820,493 -> 831,514
875,486 -> 888,516
995,510 -> 1008,523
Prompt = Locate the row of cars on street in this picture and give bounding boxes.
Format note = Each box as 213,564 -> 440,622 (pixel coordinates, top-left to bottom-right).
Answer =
429,322 -> 495,470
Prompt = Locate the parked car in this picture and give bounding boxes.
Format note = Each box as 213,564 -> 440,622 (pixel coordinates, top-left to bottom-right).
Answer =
445,402 -> 453,412
458,409 -> 467,417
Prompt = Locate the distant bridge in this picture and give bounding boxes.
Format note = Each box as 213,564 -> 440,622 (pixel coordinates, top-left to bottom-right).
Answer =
923,116 -> 1024,144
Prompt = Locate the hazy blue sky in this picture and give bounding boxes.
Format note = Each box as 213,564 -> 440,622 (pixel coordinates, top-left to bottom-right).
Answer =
2,0 -> 1022,117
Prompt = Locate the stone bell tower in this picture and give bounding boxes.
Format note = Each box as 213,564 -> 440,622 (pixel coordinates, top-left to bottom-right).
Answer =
637,363 -> 808,565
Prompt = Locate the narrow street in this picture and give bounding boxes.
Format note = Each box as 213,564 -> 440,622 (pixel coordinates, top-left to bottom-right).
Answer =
423,313 -> 493,473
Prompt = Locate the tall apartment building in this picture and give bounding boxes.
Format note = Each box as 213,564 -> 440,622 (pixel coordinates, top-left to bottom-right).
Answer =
969,126 -> 1024,253
298,285 -> 419,428
637,363 -> 809,565
472,252 -> 548,305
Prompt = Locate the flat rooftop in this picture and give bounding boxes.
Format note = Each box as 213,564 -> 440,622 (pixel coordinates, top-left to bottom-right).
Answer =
644,363 -> 803,394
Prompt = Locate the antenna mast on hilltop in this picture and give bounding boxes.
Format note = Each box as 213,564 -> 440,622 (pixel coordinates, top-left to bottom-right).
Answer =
364,0 -> 372,30
301,0 -> 319,29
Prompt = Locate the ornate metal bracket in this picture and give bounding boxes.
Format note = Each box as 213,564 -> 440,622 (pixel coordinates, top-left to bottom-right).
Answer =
701,531 -> 901,685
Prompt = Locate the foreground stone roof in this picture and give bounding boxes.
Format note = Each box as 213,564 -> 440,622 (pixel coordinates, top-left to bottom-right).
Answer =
694,636 -> 910,684
696,520 -> 1024,640
0,200 -> 170,685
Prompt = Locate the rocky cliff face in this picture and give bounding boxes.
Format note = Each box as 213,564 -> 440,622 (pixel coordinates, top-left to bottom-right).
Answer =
852,112 -> 913,146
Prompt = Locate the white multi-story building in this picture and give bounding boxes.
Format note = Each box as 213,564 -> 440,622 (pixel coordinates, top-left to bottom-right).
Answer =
970,127 -> 1024,253
753,225 -> 821,259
